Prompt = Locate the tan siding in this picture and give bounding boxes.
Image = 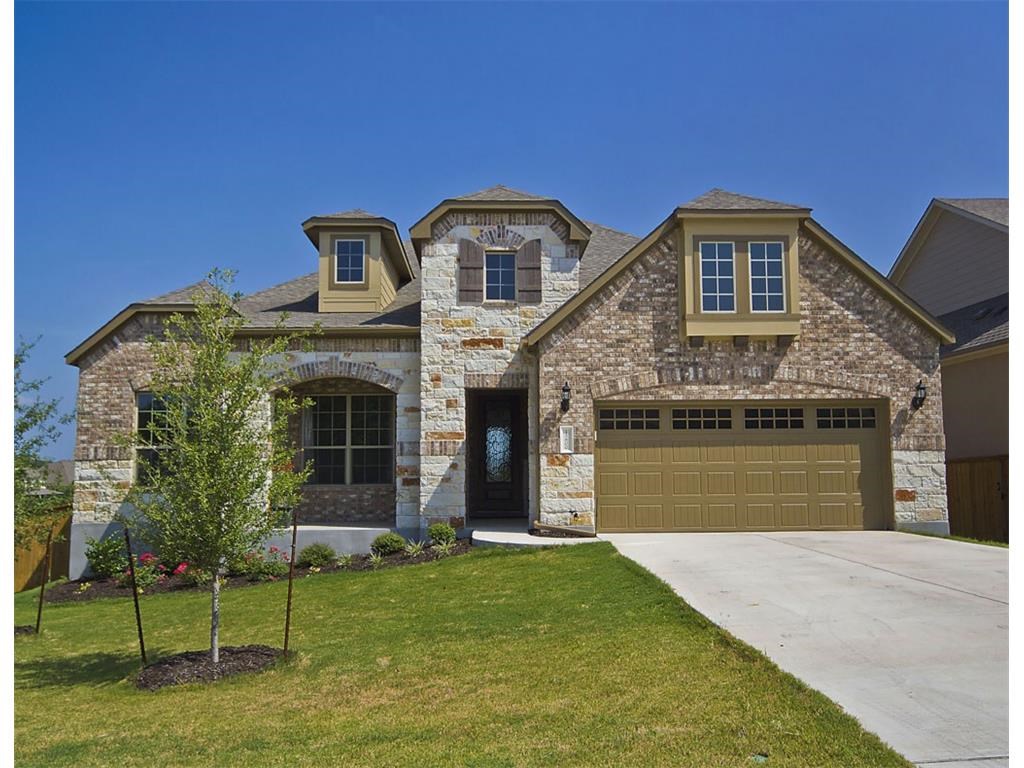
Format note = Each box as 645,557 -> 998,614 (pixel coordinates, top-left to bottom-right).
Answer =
942,350 -> 1009,460
898,213 -> 1008,315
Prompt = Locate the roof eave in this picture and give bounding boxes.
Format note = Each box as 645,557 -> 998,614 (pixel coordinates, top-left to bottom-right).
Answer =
65,303 -> 195,366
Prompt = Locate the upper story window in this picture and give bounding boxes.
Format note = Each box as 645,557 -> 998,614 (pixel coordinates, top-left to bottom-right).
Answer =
334,240 -> 366,284
750,242 -> 785,312
485,251 -> 516,301
699,242 -> 735,312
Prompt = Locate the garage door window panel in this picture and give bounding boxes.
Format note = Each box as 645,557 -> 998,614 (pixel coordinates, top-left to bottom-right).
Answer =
744,407 -> 805,429
598,408 -> 660,431
816,407 -> 877,429
672,408 -> 732,430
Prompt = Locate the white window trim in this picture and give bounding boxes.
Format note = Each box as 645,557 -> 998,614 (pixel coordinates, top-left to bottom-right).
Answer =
559,425 -> 575,454
748,241 -> 787,314
334,239 -> 366,284
698,241 -> 737,314
301,393 -> 395,487
484,249 -> 517,302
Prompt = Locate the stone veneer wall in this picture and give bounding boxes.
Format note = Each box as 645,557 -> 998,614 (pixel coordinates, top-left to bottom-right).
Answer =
534,227 -> 948,531
418,212 -> 581,531
72,328 -> 420,528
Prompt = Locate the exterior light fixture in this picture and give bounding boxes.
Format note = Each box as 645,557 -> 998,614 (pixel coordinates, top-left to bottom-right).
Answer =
561,381 -> 571,412
911,380 -> 927,410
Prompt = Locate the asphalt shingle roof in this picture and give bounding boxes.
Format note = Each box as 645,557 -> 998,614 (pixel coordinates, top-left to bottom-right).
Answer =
234,240 -> 421,330
311,208 -> 387,220
937,198 -> 1008,228
937,293 -> 1009,356
454,184 -> 551,202
144,280 -> 217,304
126,187 -> 816,332
680,188 -> 808,211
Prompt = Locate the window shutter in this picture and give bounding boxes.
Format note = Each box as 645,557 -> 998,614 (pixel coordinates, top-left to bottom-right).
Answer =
516,239 -> 542,304
458,239 -> 484,303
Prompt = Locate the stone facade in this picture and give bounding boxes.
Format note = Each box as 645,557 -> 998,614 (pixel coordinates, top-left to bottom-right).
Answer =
535,227 -> 948,531
417,212 -> 581,530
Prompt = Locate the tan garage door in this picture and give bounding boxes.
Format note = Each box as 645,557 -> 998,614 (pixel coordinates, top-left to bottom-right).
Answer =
595,402 -> 890,532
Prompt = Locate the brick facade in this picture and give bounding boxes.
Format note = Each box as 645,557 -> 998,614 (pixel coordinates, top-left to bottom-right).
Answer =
534,227 -> 947,529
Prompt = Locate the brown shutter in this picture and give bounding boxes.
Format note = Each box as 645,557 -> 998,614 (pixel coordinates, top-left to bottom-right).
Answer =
516,239 -> 542,304
458,239 -> 484,304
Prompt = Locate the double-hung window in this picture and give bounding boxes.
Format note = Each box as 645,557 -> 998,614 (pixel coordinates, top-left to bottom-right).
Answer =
136,392 -> 170,482
699,242 -> 735,312
749,242 -> 785,312
485,251 -> 516,300
335,240 -> 365,284
302,394 -> 394,485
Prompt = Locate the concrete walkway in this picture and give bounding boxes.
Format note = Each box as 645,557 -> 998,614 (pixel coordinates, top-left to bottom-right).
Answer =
601,531 -> 1008,767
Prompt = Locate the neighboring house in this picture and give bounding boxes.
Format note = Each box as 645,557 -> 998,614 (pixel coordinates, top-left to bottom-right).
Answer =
66,185 -> 955,574
889,197 -> 1009,540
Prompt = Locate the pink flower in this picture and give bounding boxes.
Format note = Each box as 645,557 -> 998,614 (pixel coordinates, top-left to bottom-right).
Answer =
269,546 -> 280,554
172,562 -> 188,576
139,552 -> 157,565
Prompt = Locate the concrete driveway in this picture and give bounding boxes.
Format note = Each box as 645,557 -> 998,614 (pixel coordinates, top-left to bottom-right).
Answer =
601,531 -> 1008,768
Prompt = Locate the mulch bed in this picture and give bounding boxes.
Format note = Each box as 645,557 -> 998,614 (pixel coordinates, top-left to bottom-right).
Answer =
528,527 -> 596,539
44,539 -> 473,604
135,645 -> 282,691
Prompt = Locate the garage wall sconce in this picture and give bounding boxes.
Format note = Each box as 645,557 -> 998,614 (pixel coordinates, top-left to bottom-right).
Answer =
910,380 -> 927,410
561,382 -> 571,412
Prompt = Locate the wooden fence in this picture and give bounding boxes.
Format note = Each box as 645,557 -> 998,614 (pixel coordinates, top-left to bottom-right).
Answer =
946,456 -> 1009,543
14,513 -> 72,592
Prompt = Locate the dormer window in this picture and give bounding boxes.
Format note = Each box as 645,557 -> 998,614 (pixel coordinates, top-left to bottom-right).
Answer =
750,242 -> 785,312
699,242 -> 735,312
334,239 -> 366,284
485,251 -> 517,301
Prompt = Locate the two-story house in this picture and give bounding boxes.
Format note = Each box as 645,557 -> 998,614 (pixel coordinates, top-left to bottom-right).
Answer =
889,197 -> 1009,541
65,186 -> 955,575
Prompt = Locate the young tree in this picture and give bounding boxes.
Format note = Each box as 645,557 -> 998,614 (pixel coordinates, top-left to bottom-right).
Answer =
125,270 -> 312,663
14,338 -> 73,550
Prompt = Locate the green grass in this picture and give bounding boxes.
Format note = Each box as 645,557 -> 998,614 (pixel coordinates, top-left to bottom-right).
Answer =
903,530 -> 1009,548
15,543 -> 909,767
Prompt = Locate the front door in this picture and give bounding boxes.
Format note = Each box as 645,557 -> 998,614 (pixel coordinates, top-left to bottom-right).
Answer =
466,390 -> 527,518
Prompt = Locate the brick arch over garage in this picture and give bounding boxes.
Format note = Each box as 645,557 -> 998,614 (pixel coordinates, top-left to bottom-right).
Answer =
275,356 -> 403,394
588,364 -> 894,400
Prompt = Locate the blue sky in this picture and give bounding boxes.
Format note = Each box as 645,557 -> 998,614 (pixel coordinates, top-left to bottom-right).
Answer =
15,1 -> 1008,460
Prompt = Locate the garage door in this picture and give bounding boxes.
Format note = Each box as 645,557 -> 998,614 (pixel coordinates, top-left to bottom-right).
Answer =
595,402 -> 890,532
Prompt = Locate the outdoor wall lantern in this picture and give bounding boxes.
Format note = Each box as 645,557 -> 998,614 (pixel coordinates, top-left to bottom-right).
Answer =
561,381 -> 572,412
910,379 -> 927,410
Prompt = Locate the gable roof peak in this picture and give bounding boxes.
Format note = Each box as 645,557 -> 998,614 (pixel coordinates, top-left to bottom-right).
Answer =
934,197 -> 1008,228
454,184 -> 551,202
315,207 -> 387,220
680,188 -> 810,212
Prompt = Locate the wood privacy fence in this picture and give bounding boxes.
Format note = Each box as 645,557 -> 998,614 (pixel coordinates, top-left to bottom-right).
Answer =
946,456 -> 1009,543
14,512 -> 72,592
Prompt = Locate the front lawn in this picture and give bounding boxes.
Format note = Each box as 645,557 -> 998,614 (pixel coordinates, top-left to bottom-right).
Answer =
15,543 -> 909,767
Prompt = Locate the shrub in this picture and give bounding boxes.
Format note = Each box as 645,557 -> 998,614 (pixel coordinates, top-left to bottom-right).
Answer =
368,552 -> 384,570
85,535 -> 128,579
404,540 -> 425,558
336,554 -> 354,569
427,523 -> 456,546
180,564 -> 212,588
432,539 -> 456,558
230,546 -> 290,582
115,553 -> 163,589
371,532 -> 406,556
297,543 -> 336,568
